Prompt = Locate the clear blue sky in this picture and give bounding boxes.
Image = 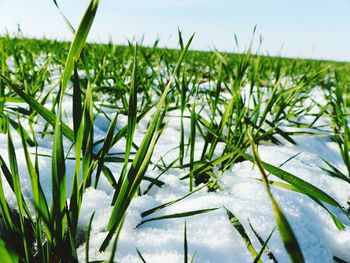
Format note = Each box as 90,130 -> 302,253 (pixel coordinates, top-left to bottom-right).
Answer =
1,0 -> 350,61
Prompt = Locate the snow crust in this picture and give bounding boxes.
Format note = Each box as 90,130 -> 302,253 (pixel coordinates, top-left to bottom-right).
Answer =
2,79 -> 350,262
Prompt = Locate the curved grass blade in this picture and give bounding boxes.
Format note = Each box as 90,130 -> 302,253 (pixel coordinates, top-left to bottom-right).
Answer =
224,207 -> 261,262
1,77 -> 74,141
61,0 -> 99,94
52,0 -> 75,34
321,158 -> 350,183
249,134 -> 304,263
265,180 -> 345,230
141,184 -> 207,218
101,165 -> 117,189
137,208 -> 218,228
248,220 -> 278,263
253,227 -> 275,263
8,118 -> 35,147
240,152 -> 343,209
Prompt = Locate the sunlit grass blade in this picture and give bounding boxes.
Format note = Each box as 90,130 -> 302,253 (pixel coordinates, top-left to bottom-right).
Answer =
60,0 -> 99,94
0,239 -> 19,263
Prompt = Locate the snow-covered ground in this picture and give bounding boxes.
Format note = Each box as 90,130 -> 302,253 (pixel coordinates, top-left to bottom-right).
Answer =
1,77 -> 350,262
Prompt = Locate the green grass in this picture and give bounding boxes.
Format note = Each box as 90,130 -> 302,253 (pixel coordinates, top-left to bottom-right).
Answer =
0,1 -> 349,262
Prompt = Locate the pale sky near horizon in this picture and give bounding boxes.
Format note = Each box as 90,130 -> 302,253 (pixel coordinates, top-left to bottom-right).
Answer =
1,0 -> 350,61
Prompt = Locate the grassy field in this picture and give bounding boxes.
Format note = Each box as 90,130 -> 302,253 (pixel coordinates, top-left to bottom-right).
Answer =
0,1 -> 350,262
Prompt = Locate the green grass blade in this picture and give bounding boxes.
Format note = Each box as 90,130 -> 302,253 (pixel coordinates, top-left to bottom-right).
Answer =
52,0 -> 75,34
265,180 -> 345,230
85,212 -> 95,263
225,207 -> 260,262
0,169 -> 14,232
137,208 -> 218,227
189,102 -> 196,191
61,0 -> 99,94
94,114 -> 118,188
18,119 -> 52,236
249,133 -> 304,263
248,221 -> 278,263
0,239 -> 19,263
116,45 -> 138,191
321,158 -> 350,183
141,184 -> 207,218
108,216 -> 125,263
184,221 -> 188,263
8,118 -> 35,147
7,126 -> 31,262
136,248 -> 147,263
1,76 -> 74,141
51,104 -> 66,249
73,66 -> 83,138
240,152 -> 343,209
253,227 -> 275,263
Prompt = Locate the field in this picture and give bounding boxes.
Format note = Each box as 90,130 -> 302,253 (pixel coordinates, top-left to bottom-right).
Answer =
0,2 -> 350,263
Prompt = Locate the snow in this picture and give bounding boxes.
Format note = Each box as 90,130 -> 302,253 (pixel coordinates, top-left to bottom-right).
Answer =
1,75 -> 350,262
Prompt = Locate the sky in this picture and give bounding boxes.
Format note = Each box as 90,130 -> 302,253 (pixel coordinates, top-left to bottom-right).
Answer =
1,0 -> 350,61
